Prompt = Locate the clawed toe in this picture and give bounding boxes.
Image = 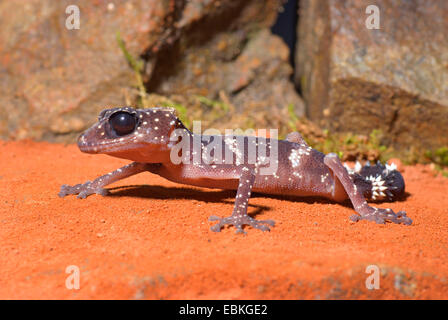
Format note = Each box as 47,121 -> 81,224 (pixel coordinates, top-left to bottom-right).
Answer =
58,182 -> 108,199
389,210 -> 412,225
352,208 -> 412,225
209,214 -> 275,234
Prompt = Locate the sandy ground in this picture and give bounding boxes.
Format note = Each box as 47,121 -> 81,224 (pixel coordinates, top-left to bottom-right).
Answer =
0,140 -> 447,299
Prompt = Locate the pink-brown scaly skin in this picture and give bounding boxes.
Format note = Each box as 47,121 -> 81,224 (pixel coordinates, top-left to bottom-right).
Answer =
59,107 -> 412,233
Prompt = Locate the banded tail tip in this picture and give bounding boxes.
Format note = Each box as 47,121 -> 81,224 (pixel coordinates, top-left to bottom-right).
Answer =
344,160 -> 405,201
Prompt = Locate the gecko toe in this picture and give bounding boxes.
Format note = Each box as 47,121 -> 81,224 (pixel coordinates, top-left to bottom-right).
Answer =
210,225 -> 223,232
235,227 -> 247,235
374,216 -> 386,224
77,190 -> 91,199
209,215 -> 275,233
260,219 -> 275,227
59,181 -> 107,199
97,188 -> 110,196
353,208 -> 412,225
254,224 -> 271,232
387,210 -> 412,225
58,185 -> 70,197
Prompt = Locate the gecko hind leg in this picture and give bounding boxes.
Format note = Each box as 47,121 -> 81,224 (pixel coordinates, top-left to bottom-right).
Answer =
58,162 -> 160,199
209,167 -> 275,234
324,153 -> 412,225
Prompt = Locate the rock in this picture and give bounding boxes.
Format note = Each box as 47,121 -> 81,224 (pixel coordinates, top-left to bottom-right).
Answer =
0,0 -> 162,140
228,29 -> 305,131
295,0 -> 448,152
150,28 -> 305,132
1,0 -> 303,142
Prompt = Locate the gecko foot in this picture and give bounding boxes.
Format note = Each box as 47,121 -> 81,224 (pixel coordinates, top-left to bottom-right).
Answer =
350,207 -> 412,225
209,215 -> 275,234
58,181 -> 110,199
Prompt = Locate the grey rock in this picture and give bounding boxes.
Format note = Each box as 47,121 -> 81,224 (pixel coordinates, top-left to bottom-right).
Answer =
295,0 -> 448,151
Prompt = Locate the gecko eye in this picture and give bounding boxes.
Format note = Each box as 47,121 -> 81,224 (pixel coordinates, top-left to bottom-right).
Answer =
109,112 -> 137,136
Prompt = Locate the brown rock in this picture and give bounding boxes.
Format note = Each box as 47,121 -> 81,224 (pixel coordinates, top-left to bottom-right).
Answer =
0,0 -> 165,140
1,0 -> 303,142
295,0 -> 448,152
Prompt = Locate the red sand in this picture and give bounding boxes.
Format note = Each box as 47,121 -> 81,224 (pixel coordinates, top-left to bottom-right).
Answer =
0,140 -> 447,299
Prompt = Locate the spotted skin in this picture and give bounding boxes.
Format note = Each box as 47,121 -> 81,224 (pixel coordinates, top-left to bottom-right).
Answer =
59,107 -> 412,233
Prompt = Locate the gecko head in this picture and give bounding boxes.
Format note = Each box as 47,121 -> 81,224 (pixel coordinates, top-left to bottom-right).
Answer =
77,106 -> 184,162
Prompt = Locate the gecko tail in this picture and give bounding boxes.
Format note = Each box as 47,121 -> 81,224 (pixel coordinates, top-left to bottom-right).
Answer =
344,160 -> 405,202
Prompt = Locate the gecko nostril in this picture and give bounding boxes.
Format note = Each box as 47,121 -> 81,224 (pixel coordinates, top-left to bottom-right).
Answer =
77,133 -> 86,145
109,111 -> 137,136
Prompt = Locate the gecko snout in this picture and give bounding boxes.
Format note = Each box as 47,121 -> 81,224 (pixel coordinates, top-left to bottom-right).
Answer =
77,131 -> 97,153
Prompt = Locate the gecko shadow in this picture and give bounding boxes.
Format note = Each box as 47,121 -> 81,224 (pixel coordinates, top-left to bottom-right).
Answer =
107,184 -> 271,217
261,189 -> 411,211
108,184 -> 336,206
107,184 -> 411,215
108,184 -> 235,202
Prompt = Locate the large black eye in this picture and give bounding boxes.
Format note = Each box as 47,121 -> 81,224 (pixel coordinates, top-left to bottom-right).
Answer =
109,112 -> 137,136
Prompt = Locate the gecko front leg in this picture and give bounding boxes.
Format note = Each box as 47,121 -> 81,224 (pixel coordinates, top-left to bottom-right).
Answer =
324,153 -> 412,225
58,162 -> 160,199
209,167 -> 275,234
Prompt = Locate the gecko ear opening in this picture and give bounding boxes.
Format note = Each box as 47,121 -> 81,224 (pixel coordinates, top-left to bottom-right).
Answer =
109,111 -> 137,136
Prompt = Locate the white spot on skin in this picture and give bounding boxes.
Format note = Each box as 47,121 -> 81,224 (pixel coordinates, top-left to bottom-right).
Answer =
355,161 -> 362,173
288,147 -> 310,168
367,175 -> 388,200
293,171 -> 302,178
386,162 -> 397,171
321,173 -> 329,183
224,137 -> 243,165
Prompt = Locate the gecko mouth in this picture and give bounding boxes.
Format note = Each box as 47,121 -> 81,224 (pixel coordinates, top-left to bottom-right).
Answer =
77,128 -> 144,154
77,110 -> 141,154
77,135 -> 147,154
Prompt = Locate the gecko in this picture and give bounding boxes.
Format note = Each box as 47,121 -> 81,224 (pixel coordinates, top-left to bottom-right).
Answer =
59,106 -> 412,233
